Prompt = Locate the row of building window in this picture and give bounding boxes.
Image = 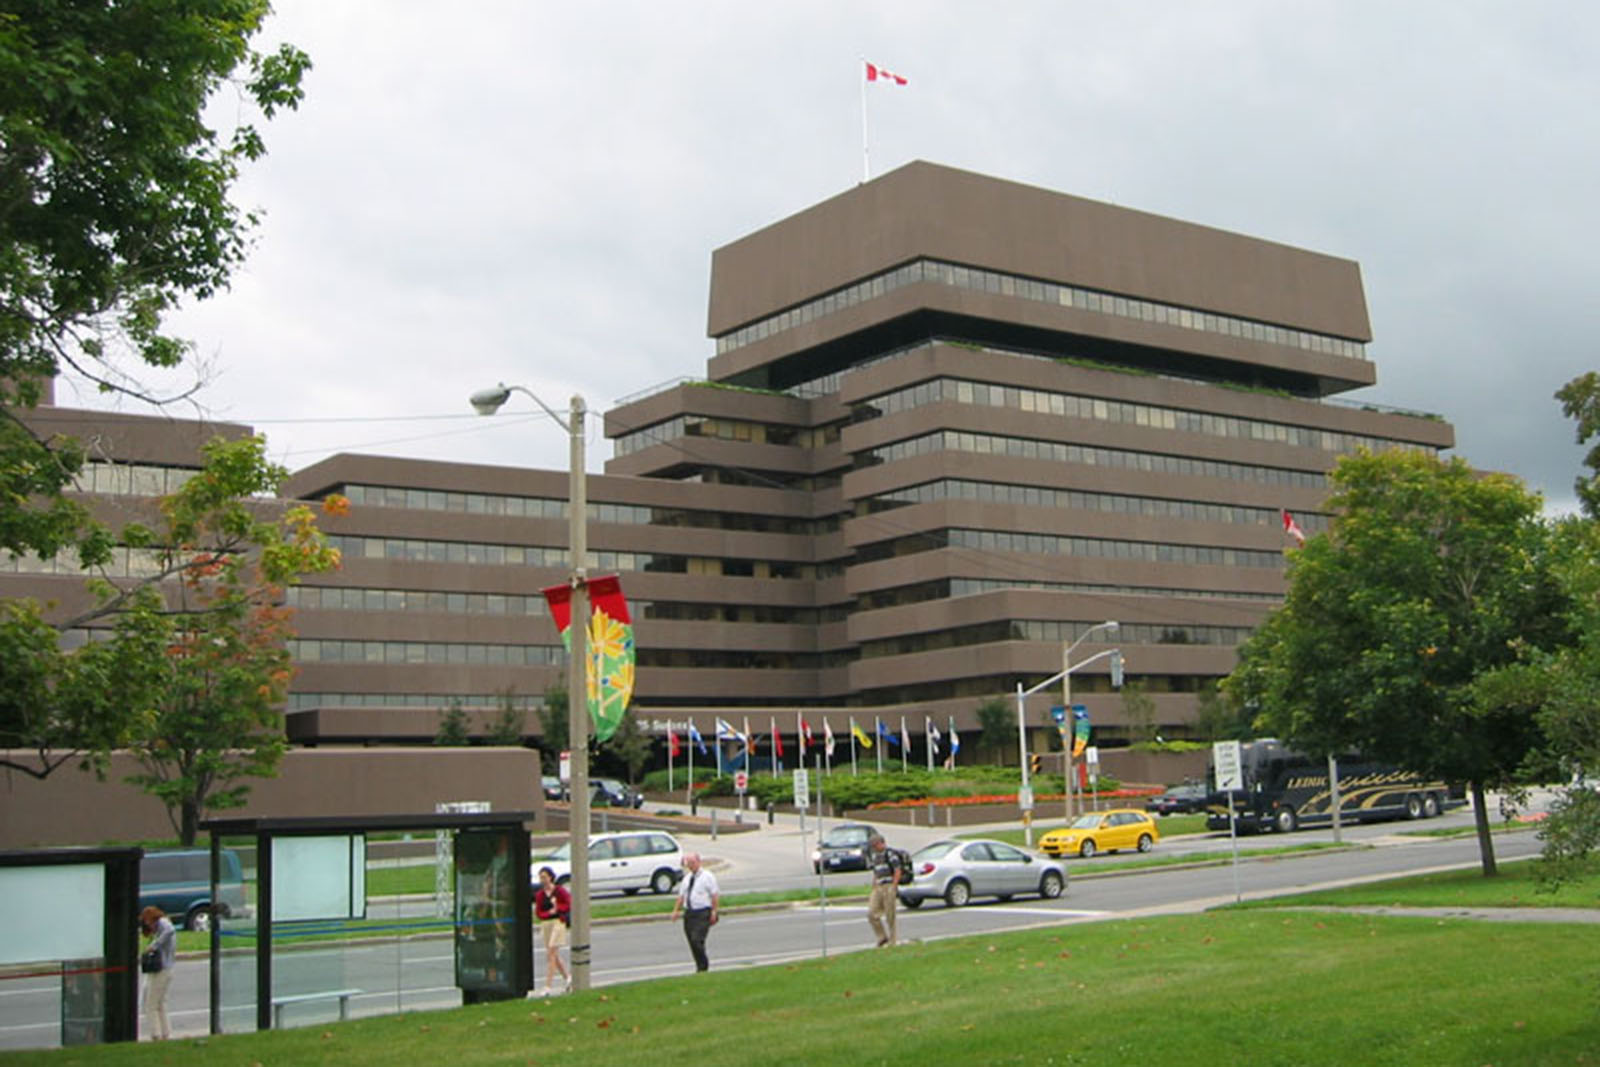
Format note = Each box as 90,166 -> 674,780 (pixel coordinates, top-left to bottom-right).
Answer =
287,585 -> 551,616
612,414 -> 839,458
287,692 -> 542,711
864,376 -> 1428,456
856,577 -> 1282,612
290,639 -> 563,666
947,577 -> 1282,604
715,257 -> 1367,362
858,618 -> 1257,660
289,640 -> 843,672
867,430 -> 1329,490
286,583 -> 833,625
71,460 -> 200,498
0,545 -> 173,578
323,533 -> 813,581
337,482 -> 830,536
871,479 -> 1327,534
946,528 -> 1287,570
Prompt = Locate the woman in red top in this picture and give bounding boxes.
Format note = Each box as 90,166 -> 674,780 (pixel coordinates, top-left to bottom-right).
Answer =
533,866 -> 572,994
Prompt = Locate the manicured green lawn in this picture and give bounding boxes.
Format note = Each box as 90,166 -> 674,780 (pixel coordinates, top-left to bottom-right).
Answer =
1242,857 -> 1600,910
25,907 -> 1600,1065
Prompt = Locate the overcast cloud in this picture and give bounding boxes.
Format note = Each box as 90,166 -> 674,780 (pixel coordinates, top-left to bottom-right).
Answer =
55,1 -> 1599,513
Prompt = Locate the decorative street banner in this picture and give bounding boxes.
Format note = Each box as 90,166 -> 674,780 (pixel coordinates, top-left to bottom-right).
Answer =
542,575 -> 635,742
1072,705 -> 1091,759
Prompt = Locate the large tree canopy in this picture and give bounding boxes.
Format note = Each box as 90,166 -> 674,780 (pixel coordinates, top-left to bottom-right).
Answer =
1225,449 -> 1569,875
0,1 -> 308,563
1556,372 -> 1600,519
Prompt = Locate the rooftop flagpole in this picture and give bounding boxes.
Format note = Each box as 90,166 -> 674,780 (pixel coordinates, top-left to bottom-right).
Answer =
860,58 -> 870,182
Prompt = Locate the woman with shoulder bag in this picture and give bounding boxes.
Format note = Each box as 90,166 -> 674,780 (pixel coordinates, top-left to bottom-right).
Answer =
533,866 -> 572,995
138,906 -> 177,1040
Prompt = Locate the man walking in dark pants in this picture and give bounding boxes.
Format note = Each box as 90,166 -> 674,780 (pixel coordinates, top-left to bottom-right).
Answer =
670,852 -> 720,971
866,834 -> 906,947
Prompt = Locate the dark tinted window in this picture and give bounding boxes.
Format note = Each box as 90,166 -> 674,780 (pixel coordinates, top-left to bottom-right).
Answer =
142,856 -> 183,883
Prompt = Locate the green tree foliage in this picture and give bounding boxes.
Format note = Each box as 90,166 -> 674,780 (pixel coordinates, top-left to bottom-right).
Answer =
0,436 -> 343,786
975,697 -> 1016,763
0,2 -> 308,565
117,436 -> 341,844
1120,680 -> 1159,744
602,710 -> 651,785
537,681 -> 570,774
483,689 -> 526,746
435,699 -> 471,747
1192,681 -> 1252,741
1225,449 -> 1568,876
1555,372 -> 1600,518
1475,516 -> 1600,885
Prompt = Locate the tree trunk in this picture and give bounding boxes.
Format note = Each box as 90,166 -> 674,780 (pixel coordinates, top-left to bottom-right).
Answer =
1470,781 -> 1498,877
180,799 -> 200,847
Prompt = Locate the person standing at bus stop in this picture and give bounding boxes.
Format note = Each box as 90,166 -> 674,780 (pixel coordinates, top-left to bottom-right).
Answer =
533,866 -> 572,995
139,906 -> 176,1040
670,852 -> 719,971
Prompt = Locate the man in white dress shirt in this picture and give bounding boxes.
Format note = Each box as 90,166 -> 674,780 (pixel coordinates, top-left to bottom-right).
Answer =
670,852 -> 720,971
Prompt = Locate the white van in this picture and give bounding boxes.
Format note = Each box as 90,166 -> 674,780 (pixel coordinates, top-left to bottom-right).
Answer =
533,831 -> 683,896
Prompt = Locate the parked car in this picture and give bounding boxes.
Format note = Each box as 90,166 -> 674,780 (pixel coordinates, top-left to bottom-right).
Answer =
898,838 -> 1067,908
140,848 -> 249,931
591,777 -> 644,808
541,775 -> 566,802
812,823 -> 878,874
1144,783 -> 1208,816
1038,809 -> 1161,858
533,831 -> 683,896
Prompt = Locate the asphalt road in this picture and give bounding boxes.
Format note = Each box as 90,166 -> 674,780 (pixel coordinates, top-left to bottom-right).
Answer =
0,808 -> 1548,1051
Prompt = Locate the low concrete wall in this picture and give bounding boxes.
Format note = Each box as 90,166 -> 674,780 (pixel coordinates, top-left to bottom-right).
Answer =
1098,748 -> 1209,788
0,747 -> 544,849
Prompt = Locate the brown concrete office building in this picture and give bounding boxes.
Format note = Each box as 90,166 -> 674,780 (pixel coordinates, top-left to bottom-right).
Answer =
274,161 -> 1453,750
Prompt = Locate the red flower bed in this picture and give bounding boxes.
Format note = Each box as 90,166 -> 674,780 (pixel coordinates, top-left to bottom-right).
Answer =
867,786 -> 1161,811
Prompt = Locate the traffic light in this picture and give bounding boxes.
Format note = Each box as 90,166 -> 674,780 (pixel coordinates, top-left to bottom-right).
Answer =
1029,753 -> 1042,775
1110,649 -> 1125,688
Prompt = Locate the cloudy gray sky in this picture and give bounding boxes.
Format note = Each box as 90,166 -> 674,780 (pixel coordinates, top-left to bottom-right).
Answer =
59,1 -> 1600,512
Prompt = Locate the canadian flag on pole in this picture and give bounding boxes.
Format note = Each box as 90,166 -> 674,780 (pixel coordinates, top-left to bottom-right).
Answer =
1281,509 -> 1306,545
865,61 -> 908,86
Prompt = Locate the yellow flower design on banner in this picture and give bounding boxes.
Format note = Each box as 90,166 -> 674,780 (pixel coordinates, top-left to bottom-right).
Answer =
586,606 -> 635,741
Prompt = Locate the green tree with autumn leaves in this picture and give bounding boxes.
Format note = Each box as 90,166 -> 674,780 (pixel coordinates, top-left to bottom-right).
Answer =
117,436 -> 343,843
0,435 -> 343,842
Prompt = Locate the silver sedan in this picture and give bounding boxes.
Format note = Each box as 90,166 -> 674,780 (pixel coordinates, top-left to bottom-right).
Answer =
897,838 -> 1067,908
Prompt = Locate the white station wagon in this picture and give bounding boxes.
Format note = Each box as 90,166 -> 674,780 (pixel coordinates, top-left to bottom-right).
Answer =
532,831 -> 683,896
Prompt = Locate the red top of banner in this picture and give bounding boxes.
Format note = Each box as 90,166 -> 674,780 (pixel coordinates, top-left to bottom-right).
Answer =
541,574 -> 631,634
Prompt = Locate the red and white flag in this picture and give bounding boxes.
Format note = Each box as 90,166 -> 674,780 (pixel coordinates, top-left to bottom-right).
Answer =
1281,509 -> 1306,545
668,728 -> 681,759
824,719 -> 836,758
865,61 -> 907,86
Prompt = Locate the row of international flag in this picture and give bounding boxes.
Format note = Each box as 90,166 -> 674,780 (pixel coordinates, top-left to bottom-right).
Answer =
663,713 -> 962,772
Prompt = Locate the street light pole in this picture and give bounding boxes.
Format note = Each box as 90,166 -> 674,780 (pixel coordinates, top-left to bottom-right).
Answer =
1063,621 -> 1118,822
469,384 -> 592,991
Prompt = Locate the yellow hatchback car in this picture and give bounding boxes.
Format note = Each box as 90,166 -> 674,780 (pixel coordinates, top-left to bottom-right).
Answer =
1038,808 -> 1160,858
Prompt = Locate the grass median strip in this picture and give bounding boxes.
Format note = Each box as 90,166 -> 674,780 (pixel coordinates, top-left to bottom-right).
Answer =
39,906 -> 1600,1065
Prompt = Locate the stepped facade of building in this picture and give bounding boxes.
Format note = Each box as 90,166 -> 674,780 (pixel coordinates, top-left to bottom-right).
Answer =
12,162 -> 1454,754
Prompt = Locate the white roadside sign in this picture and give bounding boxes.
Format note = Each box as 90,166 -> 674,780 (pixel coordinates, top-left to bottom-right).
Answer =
1213,739 -> 1244,791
